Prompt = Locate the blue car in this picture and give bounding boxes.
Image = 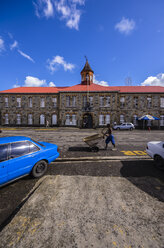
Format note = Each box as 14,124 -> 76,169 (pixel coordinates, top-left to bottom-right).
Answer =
0,136 -> 59,187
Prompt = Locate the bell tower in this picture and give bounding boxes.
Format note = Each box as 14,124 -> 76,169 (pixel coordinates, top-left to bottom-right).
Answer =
81,58 -> 94,85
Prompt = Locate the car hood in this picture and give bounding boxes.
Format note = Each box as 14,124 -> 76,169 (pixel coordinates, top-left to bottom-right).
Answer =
148,141 -> 163,145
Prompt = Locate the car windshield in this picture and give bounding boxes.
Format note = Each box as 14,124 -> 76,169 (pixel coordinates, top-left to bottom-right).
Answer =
31,139 -> 46,147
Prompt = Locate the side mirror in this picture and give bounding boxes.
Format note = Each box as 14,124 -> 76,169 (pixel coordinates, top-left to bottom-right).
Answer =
163,144 -> 164,148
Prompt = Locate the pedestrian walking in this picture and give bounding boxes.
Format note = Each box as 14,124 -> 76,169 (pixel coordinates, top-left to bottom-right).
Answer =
102,124 -> 117,150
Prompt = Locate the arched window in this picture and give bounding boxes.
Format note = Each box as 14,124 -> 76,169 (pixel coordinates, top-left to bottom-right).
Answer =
52,114 -> 57,125
40,114 -> 45,125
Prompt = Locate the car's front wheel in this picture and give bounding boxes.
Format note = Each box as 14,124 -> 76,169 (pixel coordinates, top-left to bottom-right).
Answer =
154,155 -> 164,170
117,127 -> 120,130
130,127 -> 133,131
31,160 -> 48,178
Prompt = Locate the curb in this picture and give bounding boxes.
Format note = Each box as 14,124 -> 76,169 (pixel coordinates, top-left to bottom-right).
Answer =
55,156 -> 152,162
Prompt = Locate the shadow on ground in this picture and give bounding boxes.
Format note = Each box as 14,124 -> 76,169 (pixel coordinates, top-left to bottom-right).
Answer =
49,160 -> 164,202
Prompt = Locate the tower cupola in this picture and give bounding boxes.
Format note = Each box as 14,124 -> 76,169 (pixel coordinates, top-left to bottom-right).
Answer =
81,59 -> 94,85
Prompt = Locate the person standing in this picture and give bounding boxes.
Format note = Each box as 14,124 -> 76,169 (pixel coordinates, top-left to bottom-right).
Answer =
46,120 -> 49,128
102,124 -> 116,150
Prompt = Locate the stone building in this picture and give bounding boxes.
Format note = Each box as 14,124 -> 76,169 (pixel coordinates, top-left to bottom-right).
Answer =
0,60 -> 164,128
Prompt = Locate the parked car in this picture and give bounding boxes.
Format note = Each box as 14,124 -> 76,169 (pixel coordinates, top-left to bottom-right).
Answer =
146,141 -> 164,170
0,136 -> 59,187
113,123 -> 135,130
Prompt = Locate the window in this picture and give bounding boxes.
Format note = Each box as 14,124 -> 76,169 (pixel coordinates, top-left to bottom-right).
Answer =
89,96 -> 93,106
16,114 -> 21,125
105,115 -> 110,124
134,97 -> 138,108
65,114 -> 70,125
90,75 -> 93,81
147,97 -> 152,108
72,96 -> 76,107
99,115 -> 105,125
133,115 -> 138,126
83,96 -> 87,107
40,114 -> 45,125
52,97 -> 57,107
28,114 -> 33,125
106,97 -> 110,107
10,141 -> 30,159
0,144 -> 8,162
120,115 -> 124,124
17,98 -> 21,108
5,97 -> 8,107
160,97 -> 164,108
86,74 -> 89,81
5,114 -> 9,125
100,96 -> 104,107
120,97 -> 125,108
52,114 -> 57,125
40,98 -> 45,108
29,97 -> 32,108
66,96 -> 70,107
160,115 -> 164,126
29,142 -> 39,153
72,115 -> 76,125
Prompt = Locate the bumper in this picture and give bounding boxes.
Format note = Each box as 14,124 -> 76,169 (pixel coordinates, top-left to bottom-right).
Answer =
48,152 -> 59,163
146,149 -> 154,159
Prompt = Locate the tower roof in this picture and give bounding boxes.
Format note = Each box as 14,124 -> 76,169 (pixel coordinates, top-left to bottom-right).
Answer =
81,60 -> 94,73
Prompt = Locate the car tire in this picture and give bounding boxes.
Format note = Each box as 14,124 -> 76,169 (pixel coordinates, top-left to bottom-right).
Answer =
130,127 -> 133,131
154,155 -> 164,170
117,127 -> 120,130
31,160 -> 48,178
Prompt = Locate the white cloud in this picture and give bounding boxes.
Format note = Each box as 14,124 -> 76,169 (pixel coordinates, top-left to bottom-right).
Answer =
34,0 -> 54,18
47,55 -> 75,73
10,40 -> 18,50
24,76 -> 46,87
18,49 -> 35,63
141,73 -> 164,87
34,0 -> 85,30
93,75 -> 109,86
0,37 -> 5,52
49,81 -> 56,87
55,0 -> 84,30
13,76 -> 56,88
13,84 -> 20,88
115,17 -> 135,35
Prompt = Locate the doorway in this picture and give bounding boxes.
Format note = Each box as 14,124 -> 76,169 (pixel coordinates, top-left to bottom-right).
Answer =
83,114 -> 93,128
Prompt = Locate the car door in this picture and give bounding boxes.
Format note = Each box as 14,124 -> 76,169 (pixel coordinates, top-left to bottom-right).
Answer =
121,124 -> 126,130
8,141 -> 40,181
0,144 -> 9,185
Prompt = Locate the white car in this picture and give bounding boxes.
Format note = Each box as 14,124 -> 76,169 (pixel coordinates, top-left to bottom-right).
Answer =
146,141 -> 164,169
113,123 -> 135,131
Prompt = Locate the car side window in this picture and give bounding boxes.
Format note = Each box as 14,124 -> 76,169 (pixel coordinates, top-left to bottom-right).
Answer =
0,144 -> 8,162
10,141 -> 30,159
29,142 -> 39,153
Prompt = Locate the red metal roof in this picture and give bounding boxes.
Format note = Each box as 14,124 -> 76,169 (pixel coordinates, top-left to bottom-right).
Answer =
0,84 -> 164,93
0,87 -> 59,93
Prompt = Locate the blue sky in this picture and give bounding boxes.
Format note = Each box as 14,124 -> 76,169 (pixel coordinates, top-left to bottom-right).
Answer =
0,0 -> 164,90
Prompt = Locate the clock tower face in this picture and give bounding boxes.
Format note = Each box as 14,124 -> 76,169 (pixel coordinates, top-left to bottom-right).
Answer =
81,60 -> 94,85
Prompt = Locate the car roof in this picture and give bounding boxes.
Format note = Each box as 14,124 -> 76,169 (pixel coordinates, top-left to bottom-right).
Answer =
0,136 -> 31,145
